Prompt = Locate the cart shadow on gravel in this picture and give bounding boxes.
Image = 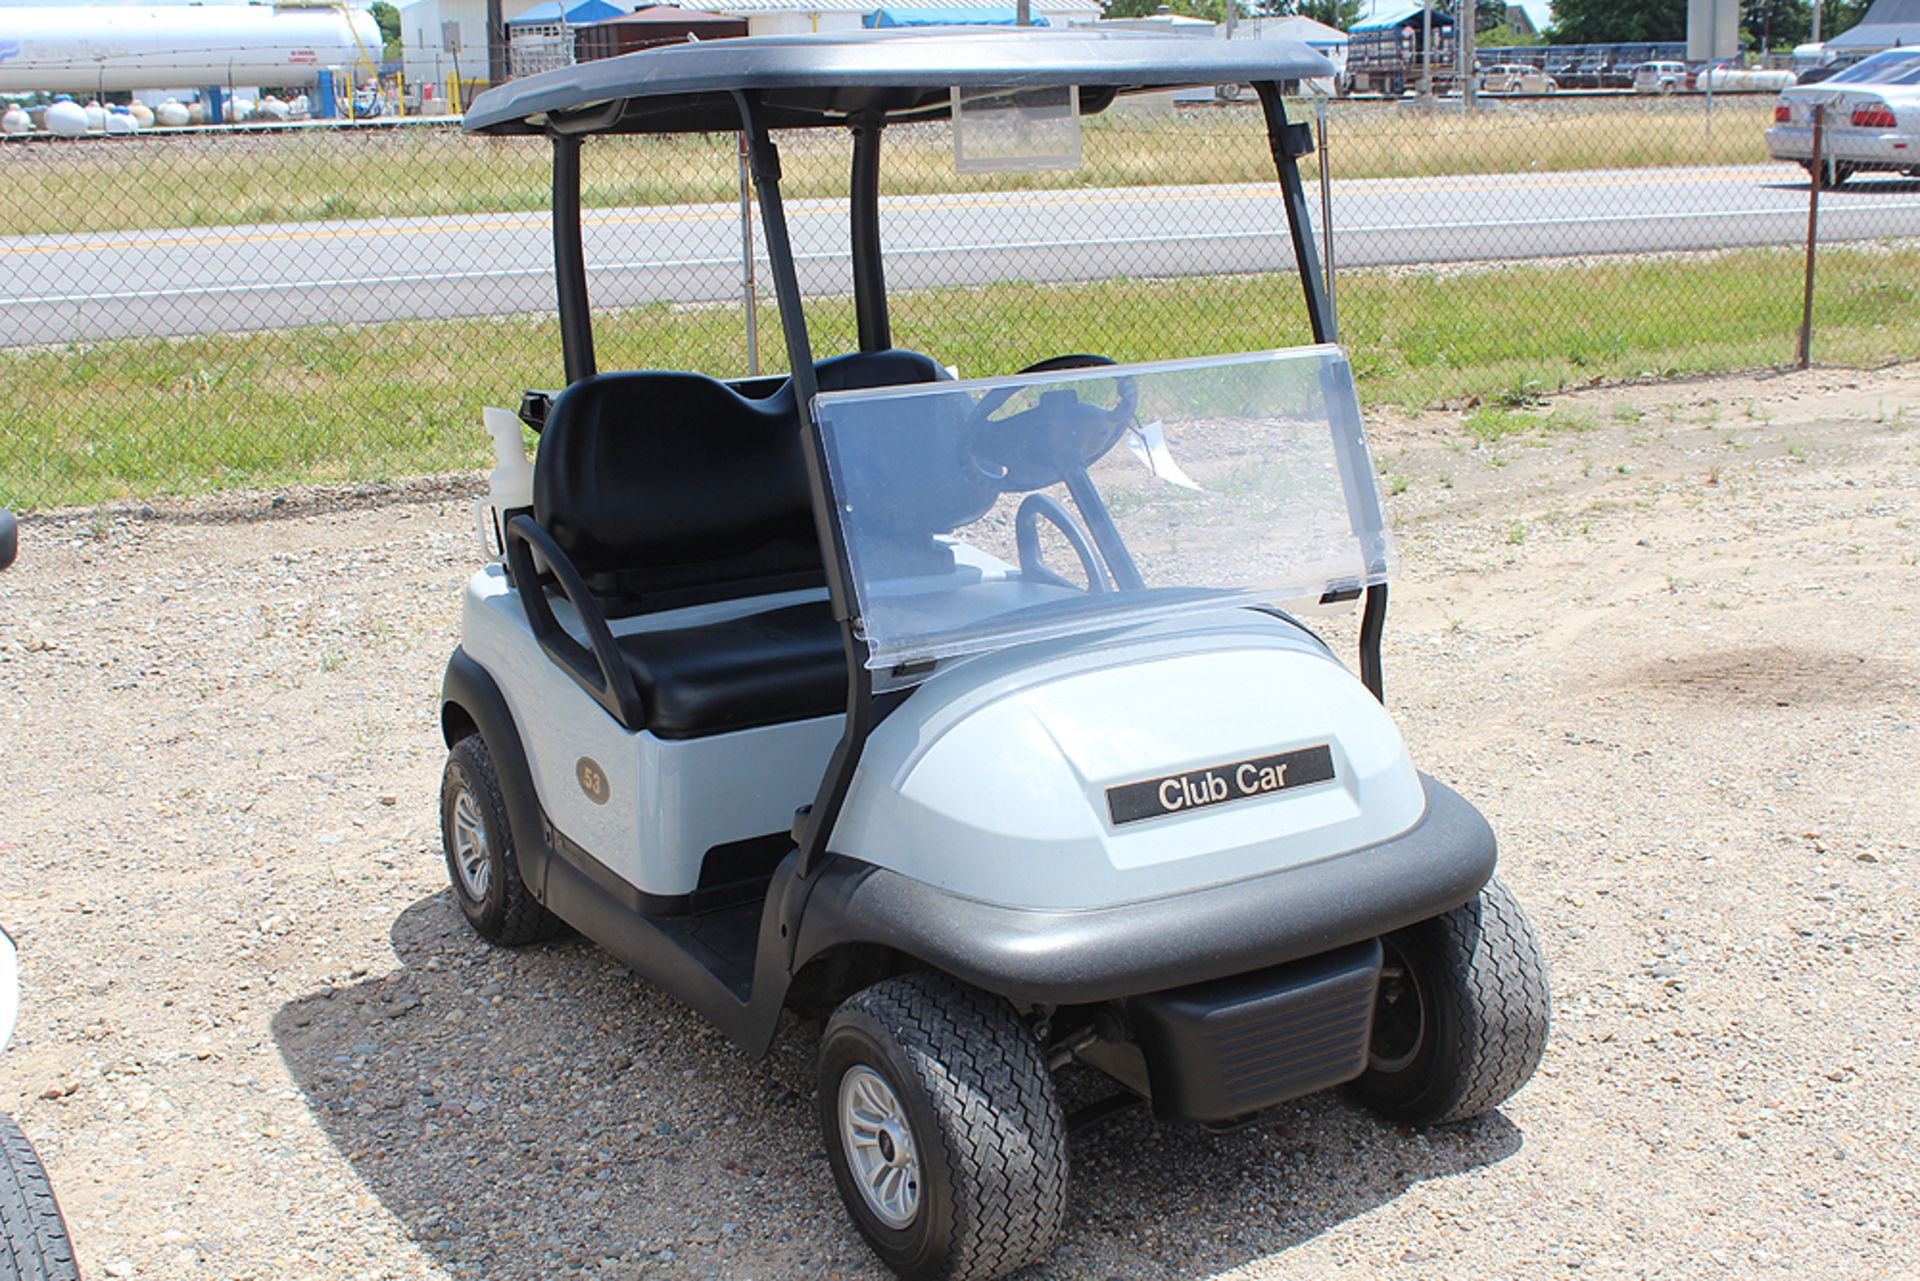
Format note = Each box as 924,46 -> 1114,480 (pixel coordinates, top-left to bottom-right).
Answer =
273,892 -> 1524,1280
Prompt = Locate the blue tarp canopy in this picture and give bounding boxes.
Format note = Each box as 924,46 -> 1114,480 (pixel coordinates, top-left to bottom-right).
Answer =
508,0 -> 626,26
866,7 -> 1049,26
1349,6 -> 1455,33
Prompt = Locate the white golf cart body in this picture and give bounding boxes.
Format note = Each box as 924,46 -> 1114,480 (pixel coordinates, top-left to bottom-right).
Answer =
446,30 -> 1500,1129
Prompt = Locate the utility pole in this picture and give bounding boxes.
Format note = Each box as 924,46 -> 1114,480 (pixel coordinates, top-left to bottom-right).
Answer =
1812,0 -> 1824,43
1461,0 -> 1477,109
1016,0 -> 1030,25
486,0 -> 505,87
1421,1 -> 1433,97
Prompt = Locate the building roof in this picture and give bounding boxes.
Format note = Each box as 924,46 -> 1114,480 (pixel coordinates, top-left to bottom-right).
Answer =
868,7 -> 1051,26
1236,15 -> 1348,47
1827,0 -> 1920,49
506,0 -> 626,26
589,4 -> 745,23
466,27 -> 1332,133
1349,6 -> 1454,33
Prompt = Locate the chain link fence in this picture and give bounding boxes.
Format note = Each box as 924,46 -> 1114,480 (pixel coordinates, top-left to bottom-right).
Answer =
2,92 -> 1916,511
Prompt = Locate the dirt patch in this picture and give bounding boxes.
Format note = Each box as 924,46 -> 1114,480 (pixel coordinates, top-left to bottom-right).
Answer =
1630,645 -> 1909,708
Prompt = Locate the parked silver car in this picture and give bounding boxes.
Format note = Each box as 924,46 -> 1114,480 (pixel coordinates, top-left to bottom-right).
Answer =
1633,60 -> 1689,93
1480,63 -> 1557,94
1766,48 -> 1920,186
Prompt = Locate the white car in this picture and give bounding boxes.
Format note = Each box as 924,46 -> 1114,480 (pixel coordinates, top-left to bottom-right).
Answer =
1767,47 -> 1920,186
1480,63 -> 1556,94
1633,60 -> 1689,93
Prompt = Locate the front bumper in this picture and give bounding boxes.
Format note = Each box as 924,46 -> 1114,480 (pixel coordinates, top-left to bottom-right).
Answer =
796,774 -> 1495,1006
1128,938 -> 1383,1122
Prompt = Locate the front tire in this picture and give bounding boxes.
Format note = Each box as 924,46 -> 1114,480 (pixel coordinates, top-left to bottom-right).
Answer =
818,973 -> 1068,1280
440,735 -> 564,946
0,1112 -> 78,1281
1350,876 -> 1550,1126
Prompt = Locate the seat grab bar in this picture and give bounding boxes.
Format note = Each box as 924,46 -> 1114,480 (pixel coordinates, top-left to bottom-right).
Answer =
503,513 -> 646,729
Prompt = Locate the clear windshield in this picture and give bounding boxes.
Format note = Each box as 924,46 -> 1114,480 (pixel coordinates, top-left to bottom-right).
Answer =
1826,50 -> 1920,86
814,346 -> 1396,670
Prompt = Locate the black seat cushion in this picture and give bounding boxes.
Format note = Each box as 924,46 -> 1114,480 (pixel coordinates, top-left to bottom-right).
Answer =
615,601 -> 845,739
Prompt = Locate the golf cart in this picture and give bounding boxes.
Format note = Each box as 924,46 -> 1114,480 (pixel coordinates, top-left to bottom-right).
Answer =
445,31 -> 1549,1279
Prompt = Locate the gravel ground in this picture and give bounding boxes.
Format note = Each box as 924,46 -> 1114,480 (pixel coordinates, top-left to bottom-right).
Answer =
1,363 -> 1916,1281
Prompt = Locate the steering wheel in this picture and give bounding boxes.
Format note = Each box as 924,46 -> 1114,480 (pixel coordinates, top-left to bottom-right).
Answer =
965,354 -> 1139,492
1015,493 -> 1109,593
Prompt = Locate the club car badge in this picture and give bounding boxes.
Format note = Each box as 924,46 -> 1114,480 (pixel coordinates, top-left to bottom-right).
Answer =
1106,745 -> 1336,826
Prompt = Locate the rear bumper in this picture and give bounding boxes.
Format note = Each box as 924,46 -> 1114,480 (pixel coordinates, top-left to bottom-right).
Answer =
796,774 -> 1495,1006
1767,123 -> 1916,167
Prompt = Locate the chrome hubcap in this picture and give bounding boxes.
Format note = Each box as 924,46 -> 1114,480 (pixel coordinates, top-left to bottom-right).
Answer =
450,784 -> 491,901
838,1065 -> 920,1230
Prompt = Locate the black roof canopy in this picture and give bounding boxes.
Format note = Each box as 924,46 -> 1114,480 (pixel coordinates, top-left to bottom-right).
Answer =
463,28 -> 1334,135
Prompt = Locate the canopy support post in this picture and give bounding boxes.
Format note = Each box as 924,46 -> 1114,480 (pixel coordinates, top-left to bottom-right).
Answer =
1257,81 -> 1388,702
850,113 -> 892,353
734,90 -> 871,882
552,132 -> 596,385
1255,81 -> 1335,346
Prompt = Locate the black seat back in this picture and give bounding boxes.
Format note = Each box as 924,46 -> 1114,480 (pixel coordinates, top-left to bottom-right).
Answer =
532,353 -> 953,616
534,371 -> 819,614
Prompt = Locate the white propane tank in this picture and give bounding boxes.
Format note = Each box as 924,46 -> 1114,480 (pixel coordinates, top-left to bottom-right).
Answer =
475,406 -> 534,561
104,107 -> 137,134
1,107 -> 28,135
156,99 -> 189,127
44,98 -> 88,136
130,101 -> 155,129
83,100 -> 106,131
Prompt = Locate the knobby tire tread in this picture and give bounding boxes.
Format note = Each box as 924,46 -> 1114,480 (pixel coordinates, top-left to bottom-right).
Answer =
842,973 -> 1068,1280
449,736 -> 565,946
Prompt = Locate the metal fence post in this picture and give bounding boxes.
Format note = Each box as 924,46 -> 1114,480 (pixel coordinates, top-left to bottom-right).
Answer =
738,130 -> 760,377
1797,103 -> 1825,369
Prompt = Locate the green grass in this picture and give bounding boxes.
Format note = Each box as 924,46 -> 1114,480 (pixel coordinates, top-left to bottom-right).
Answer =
0,97 -> 1779,238
4,241 -> 1915,509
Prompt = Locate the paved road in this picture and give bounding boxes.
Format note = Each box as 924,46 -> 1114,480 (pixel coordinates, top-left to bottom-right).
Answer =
4,163 -> 1917,346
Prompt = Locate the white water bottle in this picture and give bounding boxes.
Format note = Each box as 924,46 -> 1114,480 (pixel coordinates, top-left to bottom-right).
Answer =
474,406 -> 534,562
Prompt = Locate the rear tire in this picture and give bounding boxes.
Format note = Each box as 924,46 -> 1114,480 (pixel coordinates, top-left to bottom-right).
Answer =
440,735 -> 565,946
1350,876 -> 1550,1126
818,973 -> 1068,1280
0,1112 -> 78,1281
1806,159 -> 1856,190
